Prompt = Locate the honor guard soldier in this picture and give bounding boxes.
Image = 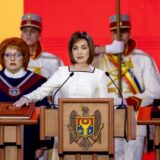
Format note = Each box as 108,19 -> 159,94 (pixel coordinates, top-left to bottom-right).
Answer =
93,14 -> 160,160
20,13 -> 64,160
20,13 -> 63,78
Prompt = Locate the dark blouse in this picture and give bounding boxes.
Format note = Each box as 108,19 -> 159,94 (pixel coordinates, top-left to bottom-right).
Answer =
0,70 -> 52,160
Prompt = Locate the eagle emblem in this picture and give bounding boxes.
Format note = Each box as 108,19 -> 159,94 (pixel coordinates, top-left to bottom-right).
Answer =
67,105 -> 104,150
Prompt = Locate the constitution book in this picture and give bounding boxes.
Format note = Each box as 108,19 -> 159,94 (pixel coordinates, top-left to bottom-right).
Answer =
0,102 -> 35,119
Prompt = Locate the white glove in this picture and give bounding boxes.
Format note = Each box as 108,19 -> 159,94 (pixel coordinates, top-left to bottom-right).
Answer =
13,96 -> 31,108
95,46 -> 106,54
105,40 -> 124,54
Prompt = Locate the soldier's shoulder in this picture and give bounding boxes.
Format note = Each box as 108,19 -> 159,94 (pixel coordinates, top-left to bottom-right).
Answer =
133,49 -> 153,60
27,70 -> 47,81
41,51 -> 61,60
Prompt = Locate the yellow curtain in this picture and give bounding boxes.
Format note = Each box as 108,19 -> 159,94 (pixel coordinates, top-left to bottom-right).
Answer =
0,0 -> 23,42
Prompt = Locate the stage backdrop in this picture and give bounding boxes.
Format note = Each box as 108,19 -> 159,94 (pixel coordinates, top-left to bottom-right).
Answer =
0,0 -> 160,69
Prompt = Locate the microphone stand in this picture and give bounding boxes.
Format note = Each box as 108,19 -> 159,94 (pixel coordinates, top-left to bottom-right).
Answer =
106,72 -> 126,109
51,72 -> 74,109
106,72 -> 128,141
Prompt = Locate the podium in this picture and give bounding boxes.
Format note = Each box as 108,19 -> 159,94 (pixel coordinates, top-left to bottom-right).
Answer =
41,98 -> 114,160
0,103 -> 39,160
40,98 -> 136,160
114,106 -> 136,140
137,106 -> 160,160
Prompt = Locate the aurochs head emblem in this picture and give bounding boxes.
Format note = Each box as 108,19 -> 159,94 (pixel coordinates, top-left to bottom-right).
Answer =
76,116 -> 94,138
67,105 -> 104,150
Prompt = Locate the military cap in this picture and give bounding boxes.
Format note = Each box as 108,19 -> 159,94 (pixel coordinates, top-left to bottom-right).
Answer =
109,14 -> 131,31
20,13 -> 42,30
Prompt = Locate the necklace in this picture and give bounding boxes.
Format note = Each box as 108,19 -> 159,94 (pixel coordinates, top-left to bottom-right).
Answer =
0,72 -> 34,96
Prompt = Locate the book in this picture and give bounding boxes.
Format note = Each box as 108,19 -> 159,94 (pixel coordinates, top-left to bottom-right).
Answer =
125,96 -> 142,111
0,102 -> 35,119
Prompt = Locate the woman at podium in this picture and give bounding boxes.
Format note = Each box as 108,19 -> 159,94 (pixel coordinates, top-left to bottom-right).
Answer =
14,31 -> 109,106
14,31 -> 110,159
0,37 -> 52,160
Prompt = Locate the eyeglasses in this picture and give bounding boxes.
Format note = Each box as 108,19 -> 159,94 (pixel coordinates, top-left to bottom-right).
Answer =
4,52 -> 23,60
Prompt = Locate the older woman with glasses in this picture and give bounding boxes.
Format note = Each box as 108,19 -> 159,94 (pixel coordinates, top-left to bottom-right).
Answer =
0,37 -> 52,160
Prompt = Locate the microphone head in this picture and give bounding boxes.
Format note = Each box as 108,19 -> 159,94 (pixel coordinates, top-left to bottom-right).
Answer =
105,72 -> 110,77
70,72 -> 74,77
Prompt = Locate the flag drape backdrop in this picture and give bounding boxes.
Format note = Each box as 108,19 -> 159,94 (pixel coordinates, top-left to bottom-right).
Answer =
0,0 -> 160,69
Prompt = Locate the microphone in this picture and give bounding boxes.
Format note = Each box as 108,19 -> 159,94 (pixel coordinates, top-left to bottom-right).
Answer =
51,72 -> 74,109
105,72 -> 126,109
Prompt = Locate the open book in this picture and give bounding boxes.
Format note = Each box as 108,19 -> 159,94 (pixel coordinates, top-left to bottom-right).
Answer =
0,102 -> 35,119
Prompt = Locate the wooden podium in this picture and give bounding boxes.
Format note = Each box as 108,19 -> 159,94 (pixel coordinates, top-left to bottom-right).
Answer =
40,98 -> 136,160
0,103 -> 39,160
114,106 -> 136,140
137,106 -> 160,160
41,98 -> 114,160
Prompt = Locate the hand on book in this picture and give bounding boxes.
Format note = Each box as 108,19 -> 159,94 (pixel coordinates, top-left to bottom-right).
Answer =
13,96 -> 30,108
8,105 -> 20,110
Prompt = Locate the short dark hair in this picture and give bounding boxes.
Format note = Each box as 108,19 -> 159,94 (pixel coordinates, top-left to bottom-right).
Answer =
0,37 -> 30,70
68,31 -> 95,64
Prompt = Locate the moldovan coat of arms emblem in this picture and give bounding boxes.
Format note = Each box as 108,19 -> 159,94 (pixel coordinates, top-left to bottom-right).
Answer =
68,105 -> 104,150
